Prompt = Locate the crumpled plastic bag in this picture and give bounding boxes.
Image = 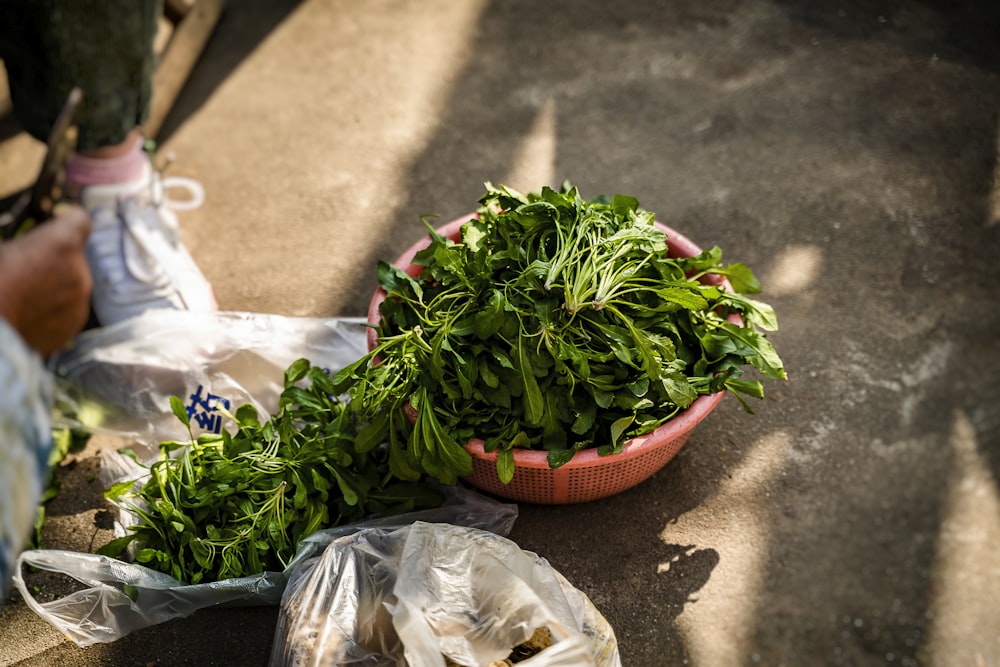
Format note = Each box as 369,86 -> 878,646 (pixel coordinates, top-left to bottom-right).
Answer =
271,521 -> 621,667
48,309 -> 371,459
14,309 -> 519,646
13,486 -> 517,647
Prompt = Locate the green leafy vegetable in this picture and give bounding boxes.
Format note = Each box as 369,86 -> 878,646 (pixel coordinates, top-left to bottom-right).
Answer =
98,360 -> 444,584
335,182 -> 785,484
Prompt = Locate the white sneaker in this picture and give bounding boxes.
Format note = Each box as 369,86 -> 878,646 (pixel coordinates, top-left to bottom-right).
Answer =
80,160 -> 218,325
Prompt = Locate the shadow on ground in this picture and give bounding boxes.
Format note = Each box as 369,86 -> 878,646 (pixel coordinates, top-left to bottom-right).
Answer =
344,0 -> 1000,664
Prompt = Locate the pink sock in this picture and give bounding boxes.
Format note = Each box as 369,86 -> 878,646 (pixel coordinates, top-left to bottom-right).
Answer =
65,135 -> 148,188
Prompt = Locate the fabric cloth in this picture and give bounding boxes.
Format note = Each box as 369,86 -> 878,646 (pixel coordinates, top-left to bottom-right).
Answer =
0,319 -> 53,599
0,0 -> 160,152
65,132 -> 148,187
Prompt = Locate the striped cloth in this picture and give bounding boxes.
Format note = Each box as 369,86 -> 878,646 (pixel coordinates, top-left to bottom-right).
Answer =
0,319 -> 53,600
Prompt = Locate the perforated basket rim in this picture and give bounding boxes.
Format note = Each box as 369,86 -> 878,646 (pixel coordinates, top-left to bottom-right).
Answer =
461,386 -> 726,470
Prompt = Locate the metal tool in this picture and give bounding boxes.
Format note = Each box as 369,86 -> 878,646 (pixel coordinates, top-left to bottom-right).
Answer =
0,86 -> 83,240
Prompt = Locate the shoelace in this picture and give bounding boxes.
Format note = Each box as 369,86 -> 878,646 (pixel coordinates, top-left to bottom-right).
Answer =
154,152 -> 204,213
160,175 -> 206,211
148,172 -> 206,238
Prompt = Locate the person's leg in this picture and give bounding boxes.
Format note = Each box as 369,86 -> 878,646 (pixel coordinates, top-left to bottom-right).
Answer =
0,0 -> 158,153
0,0 -> 217,325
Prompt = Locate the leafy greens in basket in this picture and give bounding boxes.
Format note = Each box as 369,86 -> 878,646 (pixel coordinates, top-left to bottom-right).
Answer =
336,182 -> 786,484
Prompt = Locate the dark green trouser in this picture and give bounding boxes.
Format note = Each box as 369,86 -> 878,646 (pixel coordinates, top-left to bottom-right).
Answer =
0,0 -> 161,152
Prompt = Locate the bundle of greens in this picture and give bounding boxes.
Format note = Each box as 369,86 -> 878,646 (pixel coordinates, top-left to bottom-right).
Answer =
334,182 -> 786,485
98,359 -> 444,584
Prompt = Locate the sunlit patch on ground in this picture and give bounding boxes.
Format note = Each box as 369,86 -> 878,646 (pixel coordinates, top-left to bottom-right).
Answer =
763,243 -> 822,296
663,430 -> 791,664
924,410 -> 1000,665
503,96 -> 557,195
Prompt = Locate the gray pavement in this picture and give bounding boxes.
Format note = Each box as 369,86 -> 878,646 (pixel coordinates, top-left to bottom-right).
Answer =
2,1 -> 1000,665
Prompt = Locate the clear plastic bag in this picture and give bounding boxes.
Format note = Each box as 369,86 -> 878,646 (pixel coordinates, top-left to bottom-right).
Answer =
271,522 -> 621,667
48,309 -> 371,459
14,310 -> 519,646
13,486 -> 517,647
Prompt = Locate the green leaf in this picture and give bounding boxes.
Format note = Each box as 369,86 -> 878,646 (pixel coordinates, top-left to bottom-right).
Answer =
609,415 -> 635,449
734,326 -> 787,380
284,358 -> 311,387
462,218 -> 488,251
388,432 -> 422,481
610,340 -> 634,365
332,469 -> 360,506
725,378 -> 765,399
190,539 -> 214,570
492,348 -> 515,370
698,328 -> 741,358
135,548 -> 161,564
104,477 -> 138,501
589,382 -> 615,408
517,338 -> 545,425
744,298 -> 779,331
611,194 -> 640,219
153,499 -> 175,519
330,354 -> 371,394
354,410 -> 389,453
169,395 -> 190,428
627,377 -> 650,397
122,583 -> 139,602
267,518 -> 288,548
49,427 -> 72,468
571,398 -> 597,435
94,534 -> 137,558
720,293 -> 779,331
473,290 -> 506,339
662,373 -> 698,408
547,449 -> 575,469
31,506 -> 46,548
654,287 -> 709,311
680,246 -> 724,272
235,404 -> 260,427
628,327 -> 661,379
497,448 -> 515,484
425,407 -> 473,479
292,476 -> 309,509
308,365 -> 338,396
377,260 -> 423,299
281,386 -> 326,412
509,430 -> 532,450
478,359 -> 500,388
725,385 -> 757,414
310,467 -> 331,493
723,263 -> 762,294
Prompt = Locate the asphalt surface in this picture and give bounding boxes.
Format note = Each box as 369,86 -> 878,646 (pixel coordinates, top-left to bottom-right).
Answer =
2,1 -> 999,665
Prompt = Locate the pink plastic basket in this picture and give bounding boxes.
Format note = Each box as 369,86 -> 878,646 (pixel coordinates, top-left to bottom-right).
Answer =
367,214 -> 739,504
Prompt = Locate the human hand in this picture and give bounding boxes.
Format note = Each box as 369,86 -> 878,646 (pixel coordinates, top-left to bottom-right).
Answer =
0,205 -> 93,355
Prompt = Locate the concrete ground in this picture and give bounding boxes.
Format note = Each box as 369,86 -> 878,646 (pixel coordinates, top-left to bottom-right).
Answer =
2,0 -> 1000,665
